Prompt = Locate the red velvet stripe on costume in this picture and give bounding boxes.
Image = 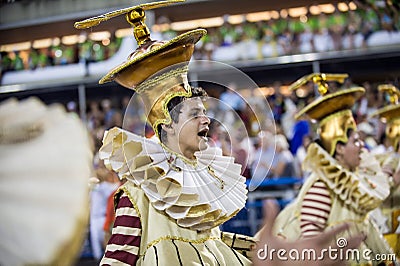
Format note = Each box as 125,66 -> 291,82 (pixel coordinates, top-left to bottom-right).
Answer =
117,196 -> 135,208
300,180 -> 332,238
301,198 -> 331,207
108,234 -> 141,246
101,194 -> 141,266
300,211 -> 329,220
113,215 -> 141,228
104,250 -> 139,265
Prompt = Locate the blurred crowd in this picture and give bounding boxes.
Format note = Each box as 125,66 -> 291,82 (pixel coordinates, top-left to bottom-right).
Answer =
1,2 -> 399,75
75,78 -> 392,184
0,36 -> 123,75
189,2 -> 399,61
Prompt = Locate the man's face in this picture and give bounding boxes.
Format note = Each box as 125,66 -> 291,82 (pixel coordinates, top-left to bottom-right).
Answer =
338,131 -> 364,171
169,97 -> 210,159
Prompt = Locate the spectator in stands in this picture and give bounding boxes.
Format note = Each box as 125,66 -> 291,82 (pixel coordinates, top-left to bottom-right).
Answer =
87,100 -> 104,131
290,120 -> 310,155
219,18 -> 239,47
207,119 -> 226,149
219,83 -> 247,112
102,187 -> 116,248
28,48 -> 39,70
45,46 -> 55,66
371,131 -> 392,155
358,121 -> 377,150
0,51 -> 12,77
102,178 -> 126,248
11,51 -> 24,71
278,29 -> 294,55
89,163 -> 119,262
272,73 -> 395,265
251,130 -> 275,182
298,26 -> 314,54
280,92 -> 297,142
328,8 -> 347,51
233,124 -> 255,178
219,83 -> 247,125
101,99 -> 122,129
269,134 -> 299,178
294,134 -> 312,179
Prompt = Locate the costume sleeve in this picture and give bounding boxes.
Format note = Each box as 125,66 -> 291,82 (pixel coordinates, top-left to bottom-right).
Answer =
101,192 -> 142,266
220,231 -> 256,259
300,180 -> 332,238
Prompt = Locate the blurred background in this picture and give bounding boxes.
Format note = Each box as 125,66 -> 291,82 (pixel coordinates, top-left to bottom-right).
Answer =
0,0 -> 399,264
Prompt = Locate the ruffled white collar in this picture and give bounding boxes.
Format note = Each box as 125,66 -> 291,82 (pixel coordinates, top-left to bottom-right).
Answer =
303,143 -> 390,215
99,127 -> 247,231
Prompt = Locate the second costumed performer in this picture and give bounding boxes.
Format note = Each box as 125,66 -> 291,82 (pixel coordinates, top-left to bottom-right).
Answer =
272,73 -> 395,265
369,84 -> 400,259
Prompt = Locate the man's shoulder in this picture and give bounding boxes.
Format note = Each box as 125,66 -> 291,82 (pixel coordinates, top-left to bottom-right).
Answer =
118,181 -> 147,203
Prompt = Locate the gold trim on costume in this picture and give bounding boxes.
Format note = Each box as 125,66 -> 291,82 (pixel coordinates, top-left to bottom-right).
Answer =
209,209 -> 241,229
143,235 -> 220,255
119,186 -> 143,221
186,204 -> 211,218
207,166 -> 225,190
159,141 -> 198,166
136,66 -> 189,93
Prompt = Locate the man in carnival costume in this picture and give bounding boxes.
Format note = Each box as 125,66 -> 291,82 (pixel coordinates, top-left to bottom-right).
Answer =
370,84 -> 400,259
272,73 -> 398,265
75,2 -> 364,265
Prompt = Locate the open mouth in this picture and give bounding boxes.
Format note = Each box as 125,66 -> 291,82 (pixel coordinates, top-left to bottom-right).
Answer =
197,128 -> 209,140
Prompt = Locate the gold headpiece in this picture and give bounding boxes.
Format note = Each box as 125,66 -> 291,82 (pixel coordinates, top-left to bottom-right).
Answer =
370,84 -> 400,149
75,0 -> 206,135
290,73 -> 365,155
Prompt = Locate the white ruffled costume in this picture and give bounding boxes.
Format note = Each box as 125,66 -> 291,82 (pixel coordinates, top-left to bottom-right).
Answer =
99,127 -> 253,265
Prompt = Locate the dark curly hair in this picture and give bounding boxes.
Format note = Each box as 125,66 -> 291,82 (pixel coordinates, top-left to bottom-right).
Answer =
158,86 -> 208,143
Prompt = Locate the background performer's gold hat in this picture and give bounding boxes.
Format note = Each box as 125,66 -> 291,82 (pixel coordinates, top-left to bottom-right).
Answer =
290,73 -> 365,155
75,0 -> 206,136
370,84 -> 400,150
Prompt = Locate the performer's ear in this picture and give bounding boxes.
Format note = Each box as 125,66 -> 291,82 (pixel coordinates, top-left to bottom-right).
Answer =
161,123 -> 175,135
334,143 -> 345,160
